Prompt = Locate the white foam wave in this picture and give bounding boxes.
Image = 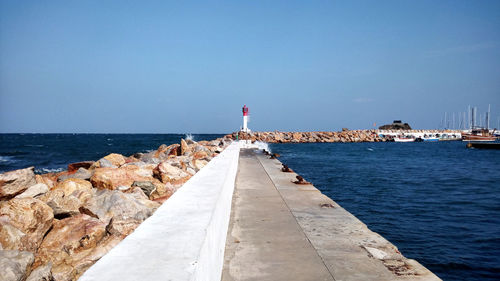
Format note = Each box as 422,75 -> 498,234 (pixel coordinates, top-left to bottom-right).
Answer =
35,167 -> 65,174
241,141 -> 271,153
185,133 -> 194,141
0,156 -> 15,162
24,144 -> 44,147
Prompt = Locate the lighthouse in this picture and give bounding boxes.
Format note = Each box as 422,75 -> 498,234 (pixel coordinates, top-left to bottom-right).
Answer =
242,105 -> 249,132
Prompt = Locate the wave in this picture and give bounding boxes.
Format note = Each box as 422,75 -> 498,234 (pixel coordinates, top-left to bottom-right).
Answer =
24,144 -> 45,147
0,156 -> 15,163
35,167 -> 65,174
253,141 -> 271,153
185,133 -> 194,141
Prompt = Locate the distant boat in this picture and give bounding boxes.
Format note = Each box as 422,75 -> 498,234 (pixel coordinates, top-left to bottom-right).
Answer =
438,133 -> 461,141
462,128 -> 497,142
421,134 -> 439,142
415,134 -> 439,142
394,136 -> 415,142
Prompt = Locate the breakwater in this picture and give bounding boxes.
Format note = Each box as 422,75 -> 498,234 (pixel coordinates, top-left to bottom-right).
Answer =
0,136 -> 233,281
229,129 -> 463,143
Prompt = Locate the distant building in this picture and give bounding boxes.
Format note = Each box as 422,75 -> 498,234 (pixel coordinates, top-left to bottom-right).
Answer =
378,120 -> 412,130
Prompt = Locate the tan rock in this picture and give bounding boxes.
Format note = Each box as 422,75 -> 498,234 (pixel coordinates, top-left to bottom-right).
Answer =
0,198 -> 54,252
193,159 -> 208,172
35,174 -> 55,189
90,167 -> 150,190
102,153 -> 126,167
149,182 -> 175,201
192,150 -> 208,160
0,167 -> 36,200
38,179 -> 93,218
180,139 -> 190,155
154,143 -> 180,159
153,162 -> 191,186
33,214 -> 107,281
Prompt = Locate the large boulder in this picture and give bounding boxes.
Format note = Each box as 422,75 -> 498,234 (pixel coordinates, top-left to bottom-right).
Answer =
153,162 -> 191,186
0,198 -> 54,252
81,189 -> 159,237
102,153 -> 126,167
38,179 -> 93,218
180,139 -> 190,155
89,166 -> 161,191
33,214 -> 107,281
0,167 -> 37,200
90,167 -> 140,190
154,143 -> 180,160
0,249 -> 34,281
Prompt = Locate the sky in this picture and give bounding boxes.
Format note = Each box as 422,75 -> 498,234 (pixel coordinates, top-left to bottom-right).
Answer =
1,0 -> 499,133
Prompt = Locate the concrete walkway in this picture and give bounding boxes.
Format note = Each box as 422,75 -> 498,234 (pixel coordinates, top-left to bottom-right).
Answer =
222,149 -> 440,281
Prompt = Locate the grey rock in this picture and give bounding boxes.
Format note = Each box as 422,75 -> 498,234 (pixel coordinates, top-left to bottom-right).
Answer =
57,168 -> 92,182
0,167 -> 36,200
82,189 -> 159,236
0,249 -> 34,281
98,158 -> 116,168
26,262 -> 53,281
139,152 -> 160,165
122,161 -> 148,168
131,181 -> 156,197
15,183 -> 49,199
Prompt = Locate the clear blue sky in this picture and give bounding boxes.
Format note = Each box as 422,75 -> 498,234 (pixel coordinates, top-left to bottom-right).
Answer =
1,0 -> 499,133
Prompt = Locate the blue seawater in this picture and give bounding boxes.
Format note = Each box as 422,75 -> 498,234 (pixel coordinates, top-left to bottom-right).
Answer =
270,141 -> 500,281
0,134 -> 224,173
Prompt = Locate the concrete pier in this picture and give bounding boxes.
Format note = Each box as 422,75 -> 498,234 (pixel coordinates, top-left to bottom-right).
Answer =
79,143 -> 440,281
222,149 -> 440,281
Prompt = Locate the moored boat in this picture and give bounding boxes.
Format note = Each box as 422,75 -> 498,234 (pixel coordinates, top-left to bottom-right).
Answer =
462,128 -> 497,142
394,136 -> 415,142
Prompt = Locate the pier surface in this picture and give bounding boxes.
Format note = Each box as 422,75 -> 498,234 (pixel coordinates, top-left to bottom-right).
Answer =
222,149 -> 440,281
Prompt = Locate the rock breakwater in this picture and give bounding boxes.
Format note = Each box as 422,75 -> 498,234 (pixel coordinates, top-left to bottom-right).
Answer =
229,129 -> 463,143
0,137 -> 232,281
230,130 -> 384,143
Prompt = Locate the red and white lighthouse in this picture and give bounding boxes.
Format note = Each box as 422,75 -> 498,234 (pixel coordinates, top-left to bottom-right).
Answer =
242,105 -> 249,132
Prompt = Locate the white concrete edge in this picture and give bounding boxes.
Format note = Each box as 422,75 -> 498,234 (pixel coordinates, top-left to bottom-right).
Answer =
79,141 -> 240,281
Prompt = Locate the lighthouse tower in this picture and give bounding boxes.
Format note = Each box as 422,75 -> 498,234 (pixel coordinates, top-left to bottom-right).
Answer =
242,105 -> 249,132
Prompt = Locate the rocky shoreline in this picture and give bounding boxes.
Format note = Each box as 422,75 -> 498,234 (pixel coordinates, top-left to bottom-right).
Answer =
229,129 -> 462,143
0,136 -> 232,281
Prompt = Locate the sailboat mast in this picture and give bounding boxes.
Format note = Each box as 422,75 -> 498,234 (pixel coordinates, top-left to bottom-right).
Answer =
487,104 -> 490,130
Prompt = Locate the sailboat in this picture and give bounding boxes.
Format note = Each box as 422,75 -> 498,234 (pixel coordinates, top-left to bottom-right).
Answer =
462,105 -> 497,142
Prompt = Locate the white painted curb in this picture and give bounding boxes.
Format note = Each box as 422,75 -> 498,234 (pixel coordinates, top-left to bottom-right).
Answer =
79,142 -> 240,281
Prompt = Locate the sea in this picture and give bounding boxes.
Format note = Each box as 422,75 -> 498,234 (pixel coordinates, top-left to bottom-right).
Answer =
1,134 -> 499,280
